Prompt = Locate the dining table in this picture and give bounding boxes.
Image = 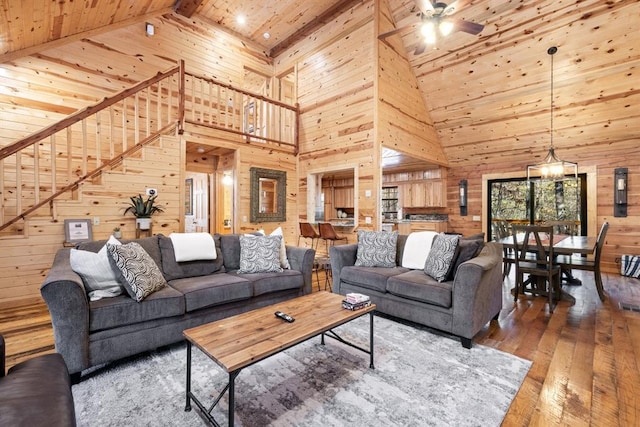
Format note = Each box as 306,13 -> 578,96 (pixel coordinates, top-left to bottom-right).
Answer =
496,233 -> 597,301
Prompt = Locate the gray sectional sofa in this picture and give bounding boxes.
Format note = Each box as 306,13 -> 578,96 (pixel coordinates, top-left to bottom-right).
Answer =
41,233 -> 315,377
330,235 -> 503,348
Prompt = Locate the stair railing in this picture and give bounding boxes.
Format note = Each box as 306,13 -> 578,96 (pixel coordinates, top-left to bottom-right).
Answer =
0,64 -> 183,233
0,61 -> 300,233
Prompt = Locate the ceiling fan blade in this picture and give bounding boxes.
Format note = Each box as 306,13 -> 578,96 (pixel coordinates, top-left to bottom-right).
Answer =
416,0 -> 435,17
378,22 -> 420,40
414,40 -> 427,55
442,0 -> 472,16
454,19 -> 484,35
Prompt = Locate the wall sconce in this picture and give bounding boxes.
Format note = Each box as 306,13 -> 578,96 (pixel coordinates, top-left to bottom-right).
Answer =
459,180 -> 468,216
145,23 -> 155,37
614,167 -> 628,217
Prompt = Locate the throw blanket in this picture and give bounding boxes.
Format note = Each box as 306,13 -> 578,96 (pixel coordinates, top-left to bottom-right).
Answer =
401,231 -> 437,269
169,233 -> 216,262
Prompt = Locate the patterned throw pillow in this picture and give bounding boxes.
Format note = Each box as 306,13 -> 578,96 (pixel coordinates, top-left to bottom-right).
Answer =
424,233 -> 460,282
106,242 -> 168,302
355,230 -> 398,268
238,235 -> 284,274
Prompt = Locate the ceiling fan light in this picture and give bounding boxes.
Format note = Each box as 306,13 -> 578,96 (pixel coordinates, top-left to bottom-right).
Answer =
439,20 -> 454,36
421,21 -> 436,44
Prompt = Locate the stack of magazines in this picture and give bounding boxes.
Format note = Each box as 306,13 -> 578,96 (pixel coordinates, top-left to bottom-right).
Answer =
342,293 -> 371,311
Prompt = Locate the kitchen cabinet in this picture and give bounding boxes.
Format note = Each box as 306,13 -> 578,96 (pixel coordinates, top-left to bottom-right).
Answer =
399,180 -> 446,208
333,187 -> 354,209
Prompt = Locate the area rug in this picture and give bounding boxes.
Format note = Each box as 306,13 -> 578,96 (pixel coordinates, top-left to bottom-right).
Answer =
72,315 -> 531,426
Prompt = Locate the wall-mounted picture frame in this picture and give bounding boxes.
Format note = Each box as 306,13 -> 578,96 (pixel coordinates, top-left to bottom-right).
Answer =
185,178 -> 193,216
64,219 -> 93,243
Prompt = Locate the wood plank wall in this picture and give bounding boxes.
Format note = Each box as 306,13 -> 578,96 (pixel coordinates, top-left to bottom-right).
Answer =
275,1 -> 378,241
0,12 -> 284,305
0,135 -> 182,304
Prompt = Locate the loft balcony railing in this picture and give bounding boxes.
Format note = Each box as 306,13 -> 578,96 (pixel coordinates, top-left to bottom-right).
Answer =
0,60 -> 299,233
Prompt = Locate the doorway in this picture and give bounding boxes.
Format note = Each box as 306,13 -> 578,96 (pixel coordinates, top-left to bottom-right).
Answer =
185,142 -> 237,234
184,172 -> 210,233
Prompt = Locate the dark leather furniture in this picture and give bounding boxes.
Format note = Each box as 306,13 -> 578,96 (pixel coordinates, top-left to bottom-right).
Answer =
0,334 -> 76,426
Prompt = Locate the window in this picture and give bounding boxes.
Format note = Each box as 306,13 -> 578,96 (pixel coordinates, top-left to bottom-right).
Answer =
488,175 -> 586,240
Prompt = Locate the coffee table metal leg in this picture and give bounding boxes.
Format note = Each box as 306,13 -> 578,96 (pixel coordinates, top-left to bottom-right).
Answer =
185,341 -> 192,412
369,311 -> 375,369
228,371 -> 235,426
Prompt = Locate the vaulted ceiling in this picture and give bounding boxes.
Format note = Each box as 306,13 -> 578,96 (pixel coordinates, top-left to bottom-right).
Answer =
1,0 -> 638,169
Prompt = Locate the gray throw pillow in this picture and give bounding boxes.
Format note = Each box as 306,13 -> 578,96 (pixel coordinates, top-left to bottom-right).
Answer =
355,230 -> 398,268
238,235 -> 283,274
446,238 -> 484,281
424,233 -> 460,282
106,242 -> 168,302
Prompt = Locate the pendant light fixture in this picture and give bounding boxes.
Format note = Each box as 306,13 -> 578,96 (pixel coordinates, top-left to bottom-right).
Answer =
527,46 -> 578,181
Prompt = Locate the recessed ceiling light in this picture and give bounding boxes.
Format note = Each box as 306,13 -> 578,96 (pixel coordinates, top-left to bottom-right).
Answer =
236,15 -> 246,25
263,32 -> 270,39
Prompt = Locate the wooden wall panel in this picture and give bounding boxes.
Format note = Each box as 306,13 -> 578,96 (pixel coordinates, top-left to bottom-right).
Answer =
0,135 -> 182,304
181,124 -> 298,241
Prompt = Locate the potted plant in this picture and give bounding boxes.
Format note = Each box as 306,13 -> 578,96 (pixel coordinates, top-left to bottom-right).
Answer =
112,227 -> 122,239
124,194 -> 164,230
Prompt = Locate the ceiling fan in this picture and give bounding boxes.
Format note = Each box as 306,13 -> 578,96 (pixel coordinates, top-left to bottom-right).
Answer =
379,0 -> 484,54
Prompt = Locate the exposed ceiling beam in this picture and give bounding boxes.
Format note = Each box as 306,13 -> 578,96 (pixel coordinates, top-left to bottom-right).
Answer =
269,0 -> 365,58
174,0 -> 204,18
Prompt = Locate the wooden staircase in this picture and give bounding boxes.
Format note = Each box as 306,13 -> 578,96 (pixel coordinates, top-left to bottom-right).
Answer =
0,61 -> 299,236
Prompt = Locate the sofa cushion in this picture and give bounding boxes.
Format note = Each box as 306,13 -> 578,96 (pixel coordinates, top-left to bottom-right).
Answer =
77,235 -> 162,270
424,233 -> 460,282
168,274 -> 252,312
159,234 -> 224,281
107,242 -> 168,302
236,269 -> 304,296
70,236 -> 123,301
238,235 -> 283,274
340,266 -> 408,293
387,270 -> 453,308
355,230 -> 398,268
446,238 -> 484,281
89,285 -> 185,331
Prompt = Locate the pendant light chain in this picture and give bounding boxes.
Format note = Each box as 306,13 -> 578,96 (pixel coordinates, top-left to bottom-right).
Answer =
548,46 -> 557,150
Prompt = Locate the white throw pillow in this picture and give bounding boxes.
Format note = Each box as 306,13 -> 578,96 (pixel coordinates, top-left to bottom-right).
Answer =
70,236 -> 123,301
401,231 -> 438,269
169,232 -> 216,262
270,226 -> 290,269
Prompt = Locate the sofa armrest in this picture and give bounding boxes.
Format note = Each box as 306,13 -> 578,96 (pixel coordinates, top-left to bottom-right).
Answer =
329,243 -> 358,293
451,242 -> 503,339
286,245 -> 316,295
40,248 -> 91,375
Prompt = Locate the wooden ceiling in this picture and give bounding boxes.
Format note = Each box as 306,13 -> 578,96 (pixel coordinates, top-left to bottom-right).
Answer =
0,0 -> 360,58
1,0 -> 637,171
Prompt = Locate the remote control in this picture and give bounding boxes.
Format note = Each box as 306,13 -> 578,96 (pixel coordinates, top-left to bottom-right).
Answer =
275,311 -> 295,323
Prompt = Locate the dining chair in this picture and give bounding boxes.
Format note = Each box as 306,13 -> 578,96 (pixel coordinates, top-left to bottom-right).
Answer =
541,220 -> 580,236
511,225 -> 562,313
298,222 -> 320,250
493,220 -> 514,279
318,222 -> 348,254
556,222 -> 609,301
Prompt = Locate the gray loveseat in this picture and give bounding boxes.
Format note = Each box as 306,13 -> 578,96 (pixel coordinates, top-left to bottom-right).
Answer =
330,235 -> 503,348
41,233 -> 315,377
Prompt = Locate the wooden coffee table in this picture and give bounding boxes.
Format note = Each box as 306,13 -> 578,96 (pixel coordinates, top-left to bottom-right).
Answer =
183,291 -> 376,426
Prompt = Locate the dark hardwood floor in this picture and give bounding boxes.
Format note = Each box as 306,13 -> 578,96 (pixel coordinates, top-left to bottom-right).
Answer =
1,269 -> 638,425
